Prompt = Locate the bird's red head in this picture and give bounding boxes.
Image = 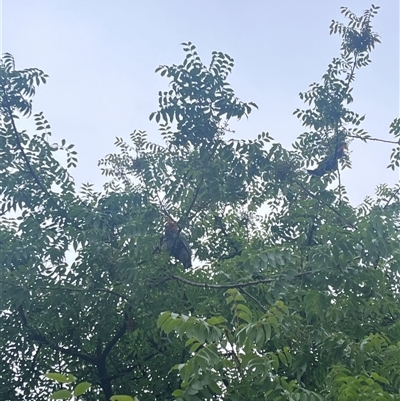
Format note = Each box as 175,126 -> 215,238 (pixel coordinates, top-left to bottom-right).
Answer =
165,218 -> 178,232
336,142 -> 348,157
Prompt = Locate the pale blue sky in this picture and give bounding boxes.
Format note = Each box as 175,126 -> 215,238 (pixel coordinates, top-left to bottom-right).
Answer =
2,1 -> 399,204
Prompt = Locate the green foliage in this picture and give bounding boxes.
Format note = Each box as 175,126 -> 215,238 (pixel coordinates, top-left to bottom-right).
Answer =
150,42 -> 258,147
1,4 -> 400,401
44,373 -> 91,400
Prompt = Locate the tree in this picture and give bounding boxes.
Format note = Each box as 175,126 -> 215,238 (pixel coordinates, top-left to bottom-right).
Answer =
1,4 -> 400,401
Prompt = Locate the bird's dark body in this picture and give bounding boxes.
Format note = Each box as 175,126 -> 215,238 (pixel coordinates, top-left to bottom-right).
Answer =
165,220 -> 192,269
307,142 -> 347,177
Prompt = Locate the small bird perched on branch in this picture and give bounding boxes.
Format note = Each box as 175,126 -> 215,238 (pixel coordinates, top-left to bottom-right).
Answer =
165,219 -> 192,269
307,142 -> 347,177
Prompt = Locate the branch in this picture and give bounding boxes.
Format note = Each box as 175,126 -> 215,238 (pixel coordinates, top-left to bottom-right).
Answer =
54,343 -> 96,364
99,320 -> 128,362
337,154 -> 342,203
223,329 -> 243,377
156,191 -> 173,221
189,199 -> 213,223
343,52 -> 358,96
294,179 -> 357,229
0,203 -> 13,217
12,283 -> 127,365
182,140 -> 219,225
105,370 -> 147,384
242,289 -> 268,311
105,352 -> 158,382
215,217 -> 242,257
0,280 -> 130,302
63,285 -> 131,302
169,272 -> 307,289
16,304 -> 96,364
168,274 -> 273,289
28,344 -> 42,377
1,83 -> 50,195
383,185 -> 400,210
347,134 -> 398,145
182,176 -> 203,225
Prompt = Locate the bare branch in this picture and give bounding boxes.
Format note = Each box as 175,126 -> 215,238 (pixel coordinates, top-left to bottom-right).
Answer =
347,134 -> 398,145
242,289 -> 268,311
169,268 -> 318,290
99,321 -> 128,362
169,273 -> 273,289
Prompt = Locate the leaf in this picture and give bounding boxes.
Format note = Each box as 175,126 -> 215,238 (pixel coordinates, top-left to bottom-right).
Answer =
192,323 -> 207,343
263,323 -> 272,341
236,304 -> 253,317
283,347 -> 292,365
45,373 -> 76,383
157,311 -> 171,328
234,293 -> 246,302
206,316 -> 226,325
163,316 -> 182,334
189,341 -> 203,353
110,396 -> 137,401
237,311 -> 252,323
208,381 -> 222,395
172,389 -> 184,397
225,295 -> 234,305
371,372 -> 389,384
50,390 -> 72,399
255,325 -> 266,348
271,353 -> 279,371
73,381 -> 91,396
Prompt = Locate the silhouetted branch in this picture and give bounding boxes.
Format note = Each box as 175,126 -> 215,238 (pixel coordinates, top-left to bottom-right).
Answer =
242,289 -> 268,311
100,321 -> 128,362
14,291 -> 104,365
169,271 -> 314,289
347,134 -> 398,144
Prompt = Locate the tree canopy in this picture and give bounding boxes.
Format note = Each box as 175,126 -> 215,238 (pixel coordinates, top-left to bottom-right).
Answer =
1,4 -> 400,401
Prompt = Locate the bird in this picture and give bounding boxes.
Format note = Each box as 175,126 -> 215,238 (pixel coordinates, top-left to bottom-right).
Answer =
164,219 -> 192,269
307,142 -> 347,177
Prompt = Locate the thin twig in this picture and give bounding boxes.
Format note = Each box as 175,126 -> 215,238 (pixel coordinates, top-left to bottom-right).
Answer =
168,274 -> 272,289
99,321 -> 128,362
347,134 -> 398,145
294,180 -> 357,229
181,140 -> 220,226
16,303 -> 96,363
181,177 -> 203,225
343,53 -> 358,95
105,352 -> 158,382
168,271 -> 313,290
242,289 -> 267,311
0,280 -> 130,301
223,329 -> 243,377
383,185 -> 400,210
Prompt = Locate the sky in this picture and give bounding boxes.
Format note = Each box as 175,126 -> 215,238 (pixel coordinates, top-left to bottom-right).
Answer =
1,0 -> 399,205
